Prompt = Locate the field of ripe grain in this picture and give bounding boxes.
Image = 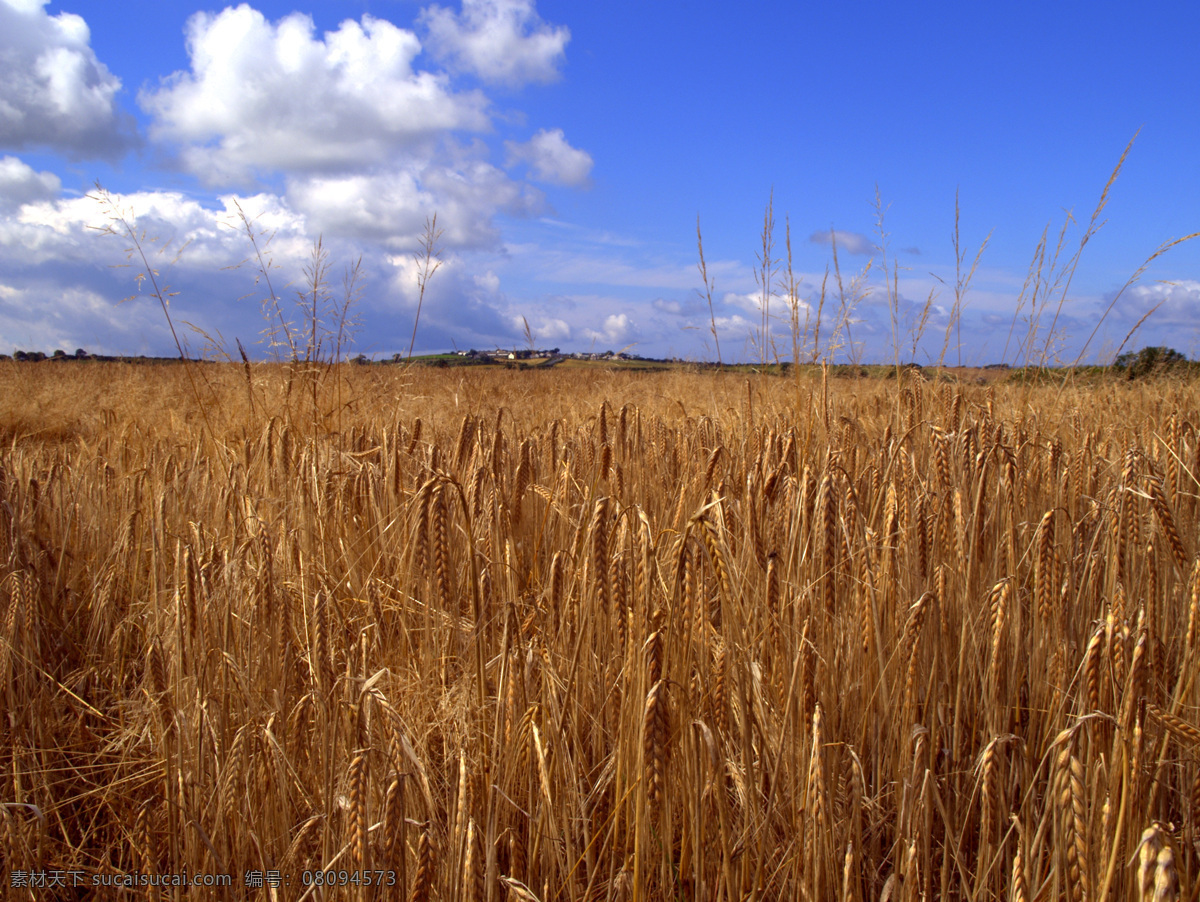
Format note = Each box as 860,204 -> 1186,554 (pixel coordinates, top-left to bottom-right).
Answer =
2,361 -> 1199,901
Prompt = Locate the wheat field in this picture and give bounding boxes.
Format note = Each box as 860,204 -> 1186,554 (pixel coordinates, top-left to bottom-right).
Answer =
1,360 -> 1198,901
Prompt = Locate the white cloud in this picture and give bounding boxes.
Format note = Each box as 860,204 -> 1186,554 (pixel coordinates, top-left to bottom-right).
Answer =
141,5 -> 490,183
475,270 -> 500,293
0,282 -> 175,355
724,290 -> 764,313
784,296 -> 813,316
9,188 -> 308,262
506,128 -> 592,187
528,316 -> 570,342
809,229 -> 876,256
0,185 -> 314,302
583,312 -> 631,345
1114,280 -> 1200,328
386,250 -> 449,301
0,176 -> 557,358
286,170 -> 432,246
374,249 -> 529,353
421,0 -> 569,86
0,3 -> 598,359
0,156 -> 61,208
419,160 -> 544,243
724,290 -> 810,316
0,0 -> 135,158
137,6 -> 568,252
0,193 -> 118,263
605,312 -> 631,341
0,184 -> 383,356
287,159 -> 541,251
712,313 -> 753,332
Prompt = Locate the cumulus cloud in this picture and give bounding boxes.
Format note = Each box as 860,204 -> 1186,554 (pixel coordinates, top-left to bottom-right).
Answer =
712,313 -> 753,333
141,5 -> 490,183
808,229 -> 876,256
137,6 -> 573,252
420,160 -> 545,240
506,128 -> 592,186
14,187 -> 307,264
373,250 -> 525,353
509,313 -> 568,343
0,0 -> 135,158
0,186 -> 315,336
0,181 -> 509,357
474,270 -> 500,293
288,160 -> 541,250
1113,280 -> 1200,328
285,170 -> 432,246
0,2 -> 596,358
421,0 -> 569,86
0,282 -> 177,355
1,193 -> 129,266
584,312 -> 631,345
0,174 -> 577,359
0,156 -> 61,209
723,290 -> 772,313
532,317 -> 570,342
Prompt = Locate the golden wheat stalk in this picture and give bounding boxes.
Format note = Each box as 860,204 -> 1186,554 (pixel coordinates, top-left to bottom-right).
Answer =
409,828 -> 433,902
1146,475 -> 1189,573
643,679 -> 669,812
382,775 -> 406,890
1035,509 -> 1056,626
1148,705 -> 1200,747
1057,743 -> 1089,902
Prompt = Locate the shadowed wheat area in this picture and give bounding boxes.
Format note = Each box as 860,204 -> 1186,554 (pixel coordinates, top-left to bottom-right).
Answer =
3,360 -> 1200,901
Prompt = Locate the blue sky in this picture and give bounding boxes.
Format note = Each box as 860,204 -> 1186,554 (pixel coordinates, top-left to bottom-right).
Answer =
2,0 -> 1199,364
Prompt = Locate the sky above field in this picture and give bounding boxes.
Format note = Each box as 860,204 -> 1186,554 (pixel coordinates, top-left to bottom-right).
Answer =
2,0 -> 1200,365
